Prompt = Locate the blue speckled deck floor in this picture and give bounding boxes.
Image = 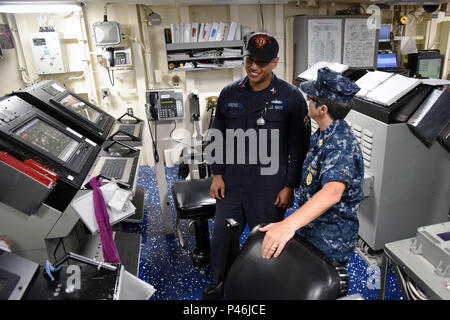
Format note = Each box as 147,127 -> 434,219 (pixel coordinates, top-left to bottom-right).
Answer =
120,165 -> 403,300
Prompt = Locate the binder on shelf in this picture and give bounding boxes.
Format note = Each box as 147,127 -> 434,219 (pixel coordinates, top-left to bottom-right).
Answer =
208,22 -> 219,41
164,28 -> 172,44
222,23 -> 229,42
184,23 -> 191,43
191,22 -> 199,42
170,24 -> 178,43
234,22 -> 241,40
179,23 -> 184,43
198,23 -> 205,43
227,21 -> 238,41
215,22 -> 227,41
200,23 -> 211,42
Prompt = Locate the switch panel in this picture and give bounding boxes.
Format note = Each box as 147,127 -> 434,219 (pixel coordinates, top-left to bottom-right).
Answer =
30,32 -> 66,74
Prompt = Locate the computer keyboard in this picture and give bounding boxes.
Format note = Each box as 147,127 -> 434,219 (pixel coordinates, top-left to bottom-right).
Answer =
100,158 -> 127,179
119,124 -> 135,136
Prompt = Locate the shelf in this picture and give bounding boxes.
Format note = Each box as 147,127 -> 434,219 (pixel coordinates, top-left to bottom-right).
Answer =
169,64 -> 243,73
166,40 -> 244,51
165,38 -> 244,72
167,55 -> 243,62
394,36 -> 424,41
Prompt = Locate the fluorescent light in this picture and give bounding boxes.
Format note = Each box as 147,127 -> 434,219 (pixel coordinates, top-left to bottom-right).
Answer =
0,3 -> 82,13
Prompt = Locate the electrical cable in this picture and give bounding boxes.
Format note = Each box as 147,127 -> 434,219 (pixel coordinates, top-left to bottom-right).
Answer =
169,119 -> 177,139
406,277 -> 428,300
148,120 -> 159,163
259,3 -> 265,32
107,68 -> 115,86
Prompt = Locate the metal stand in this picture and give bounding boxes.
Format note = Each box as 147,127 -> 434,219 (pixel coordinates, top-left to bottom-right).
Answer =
191,219 -> 211,266
154,146 -> 174,234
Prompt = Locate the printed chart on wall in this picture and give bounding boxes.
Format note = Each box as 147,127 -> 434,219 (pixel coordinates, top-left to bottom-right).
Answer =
343,18 -> 377,68
307,19 -> 342,67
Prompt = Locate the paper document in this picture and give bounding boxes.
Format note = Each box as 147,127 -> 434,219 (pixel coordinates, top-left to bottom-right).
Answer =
307,19 -> 342,67
117,267 -> 156,300
365,74 -> 421,106
355,71 -> 394,97
222,48 -> 241,57
420,78 -> 450,86
298,61 -> 349,81
71,182 -> 136,234
196,62 -> 220,68
223,60 -> 243,67
343,18 -> 377,67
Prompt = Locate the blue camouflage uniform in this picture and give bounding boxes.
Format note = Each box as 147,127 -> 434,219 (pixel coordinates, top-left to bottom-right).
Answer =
297,119 -> 364,264
298,66 -> 364,264
209,73 -> 310,282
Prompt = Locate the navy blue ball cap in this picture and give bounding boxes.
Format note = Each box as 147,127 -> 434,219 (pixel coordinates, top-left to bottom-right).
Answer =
300,67 -> 360,103
243,32 -> 279,63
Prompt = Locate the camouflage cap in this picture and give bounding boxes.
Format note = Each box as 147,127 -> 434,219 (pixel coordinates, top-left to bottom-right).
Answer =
300,67 -> 360,103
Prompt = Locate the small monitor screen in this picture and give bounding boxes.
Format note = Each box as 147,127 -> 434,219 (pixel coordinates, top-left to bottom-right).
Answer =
379,24 -> 391,41
58,94 -> 101,123
377,53 -> 398,68
418,58 -> 442,79
437,232 -> 450,241
14,118 -> 79,162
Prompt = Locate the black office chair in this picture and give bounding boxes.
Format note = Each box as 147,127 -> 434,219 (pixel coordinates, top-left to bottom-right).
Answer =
220,222 -> 349,300
171,177 -> 215,266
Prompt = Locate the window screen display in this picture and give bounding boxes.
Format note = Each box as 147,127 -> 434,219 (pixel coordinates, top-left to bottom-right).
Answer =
58,94 -> 101,123
14,118 -> 79,162
418,58 -> 442,79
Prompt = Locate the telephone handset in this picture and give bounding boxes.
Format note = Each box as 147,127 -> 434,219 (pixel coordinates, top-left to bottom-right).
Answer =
145,88 -> 184,121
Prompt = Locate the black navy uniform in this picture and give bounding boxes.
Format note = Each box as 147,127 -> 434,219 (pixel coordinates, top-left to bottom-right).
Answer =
209,73 -> 310,282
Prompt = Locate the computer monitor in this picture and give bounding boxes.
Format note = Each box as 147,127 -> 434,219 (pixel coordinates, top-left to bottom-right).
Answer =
408,50 -> 444,79
417,56 -> 443,79
57,93 -> 102,124
13,117 -> 80,163
377,52 -> 398,69
379,24 -> 391,42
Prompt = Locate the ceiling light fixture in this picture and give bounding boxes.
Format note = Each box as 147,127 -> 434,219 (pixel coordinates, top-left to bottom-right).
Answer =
0,2 -> 82,13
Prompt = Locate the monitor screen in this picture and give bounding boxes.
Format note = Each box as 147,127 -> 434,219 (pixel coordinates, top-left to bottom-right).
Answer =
379,24 -> 391,41
377,53 -> 398,68
417,58 -> 442,79
58,94 -> 101,123
14,117 -> 80,162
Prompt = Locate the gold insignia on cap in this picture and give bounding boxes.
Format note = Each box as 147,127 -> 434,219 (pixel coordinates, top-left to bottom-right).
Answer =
255,35 -> 270,48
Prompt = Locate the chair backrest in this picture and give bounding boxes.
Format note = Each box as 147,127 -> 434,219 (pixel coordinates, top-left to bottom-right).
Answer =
224,226 -> 347,300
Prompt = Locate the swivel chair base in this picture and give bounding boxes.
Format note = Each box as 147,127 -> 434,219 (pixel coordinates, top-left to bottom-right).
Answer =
192,248 -> 210,266
202,282 -> 223,300
191,218 -> 211,266
171,178 -> 215,267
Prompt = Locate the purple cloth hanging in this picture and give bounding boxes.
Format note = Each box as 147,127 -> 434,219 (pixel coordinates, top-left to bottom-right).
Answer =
89,176 -> 121,264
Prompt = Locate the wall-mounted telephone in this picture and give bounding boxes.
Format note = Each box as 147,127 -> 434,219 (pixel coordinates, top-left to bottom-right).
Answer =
145,88 -> 184,121
113,47 -> 132,67
105,47 -> 132,68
